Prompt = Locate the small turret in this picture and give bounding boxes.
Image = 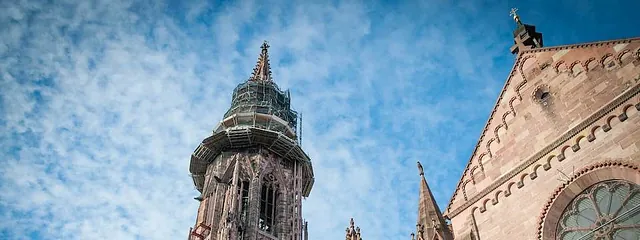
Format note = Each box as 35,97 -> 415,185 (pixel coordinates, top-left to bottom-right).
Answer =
509,8 -> 543,55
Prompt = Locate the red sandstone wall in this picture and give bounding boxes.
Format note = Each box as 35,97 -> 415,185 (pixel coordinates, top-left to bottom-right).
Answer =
447,40 -> 640,239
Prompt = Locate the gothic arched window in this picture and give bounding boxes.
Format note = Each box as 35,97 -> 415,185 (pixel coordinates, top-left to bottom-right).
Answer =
556,180 -> 640,240
259,174 -> 278,234
238,180 -> 250,223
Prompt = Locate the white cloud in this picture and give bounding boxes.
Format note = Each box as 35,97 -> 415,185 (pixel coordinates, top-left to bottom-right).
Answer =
0,0 -> 517,239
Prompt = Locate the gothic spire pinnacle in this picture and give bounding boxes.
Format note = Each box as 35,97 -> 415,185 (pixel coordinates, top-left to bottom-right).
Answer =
346,218 -> 362,240
415,161 -> 452,240
249,40 -> 273,82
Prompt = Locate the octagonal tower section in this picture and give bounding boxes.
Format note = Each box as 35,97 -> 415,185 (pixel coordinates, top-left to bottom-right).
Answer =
188,41 -> 314,240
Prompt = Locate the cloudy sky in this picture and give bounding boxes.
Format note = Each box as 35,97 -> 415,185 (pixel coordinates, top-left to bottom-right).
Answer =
1,0 -> 639,239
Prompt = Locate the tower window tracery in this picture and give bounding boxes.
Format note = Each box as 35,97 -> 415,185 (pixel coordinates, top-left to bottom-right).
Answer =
259,174 -> 278,234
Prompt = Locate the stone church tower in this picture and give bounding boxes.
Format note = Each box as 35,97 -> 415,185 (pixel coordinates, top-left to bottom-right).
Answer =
187,41 -> 315,240
440,9 -> 640,240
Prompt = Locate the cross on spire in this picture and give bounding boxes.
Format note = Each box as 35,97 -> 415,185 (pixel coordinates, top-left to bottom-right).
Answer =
510,8 -> 523,25
249,40 -> 273,82
508,7 -> 543,54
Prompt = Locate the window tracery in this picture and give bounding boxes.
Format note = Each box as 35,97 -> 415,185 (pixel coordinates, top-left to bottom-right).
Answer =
556,180 -> 640,240
259,174 -> 278,234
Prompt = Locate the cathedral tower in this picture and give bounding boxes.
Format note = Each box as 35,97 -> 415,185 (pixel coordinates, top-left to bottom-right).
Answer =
188,41 -> 315,240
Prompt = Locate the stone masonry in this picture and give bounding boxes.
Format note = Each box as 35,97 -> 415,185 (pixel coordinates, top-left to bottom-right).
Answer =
187,12 -> 640,240
443,14 -> 640,240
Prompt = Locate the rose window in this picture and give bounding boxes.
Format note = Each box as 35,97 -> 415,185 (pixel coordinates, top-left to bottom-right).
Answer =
556,180 -> 640,240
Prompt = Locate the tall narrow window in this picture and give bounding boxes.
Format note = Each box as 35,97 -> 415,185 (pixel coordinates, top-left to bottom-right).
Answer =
239,181 -> 249,223
259,175 -> 278,234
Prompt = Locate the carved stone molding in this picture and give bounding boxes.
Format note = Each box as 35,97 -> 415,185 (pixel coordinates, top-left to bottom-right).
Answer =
445,82 -> 640,218
531,84 -> 551,104
600,53 -> 614,69
582,57 -> 596,72
568,60 -> 581,76
447,38 -> 640,213
616,49 -> 631,65
447,53 -> 528,207
523,38 -> 639,54
554,60 -> 566,74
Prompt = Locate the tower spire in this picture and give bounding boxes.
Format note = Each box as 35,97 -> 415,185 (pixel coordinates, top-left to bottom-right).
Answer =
415,161 -> 452,240
249,41 -> 273,82
189,40 -> 314,240
345,218 -> 362,240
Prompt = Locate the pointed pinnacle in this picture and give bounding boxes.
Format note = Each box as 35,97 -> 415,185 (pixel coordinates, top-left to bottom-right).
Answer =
249,40 -> 273,82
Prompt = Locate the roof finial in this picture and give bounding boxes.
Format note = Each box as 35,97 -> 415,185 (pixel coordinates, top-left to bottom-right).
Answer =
508,7 -> 543,54
417,161 -> 424,176
510,8 -> 523,25
249,40 -> 273,82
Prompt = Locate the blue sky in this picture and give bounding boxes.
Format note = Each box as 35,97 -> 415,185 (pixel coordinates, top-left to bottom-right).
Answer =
1,0 -> 639,239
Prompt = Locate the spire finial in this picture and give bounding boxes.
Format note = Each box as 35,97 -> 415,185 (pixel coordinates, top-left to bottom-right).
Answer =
510,8 -> 523,25
508,7 -> 543,54
417,161 -> 424,176
350,218 -> 355,227
249,40 -> 273,82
